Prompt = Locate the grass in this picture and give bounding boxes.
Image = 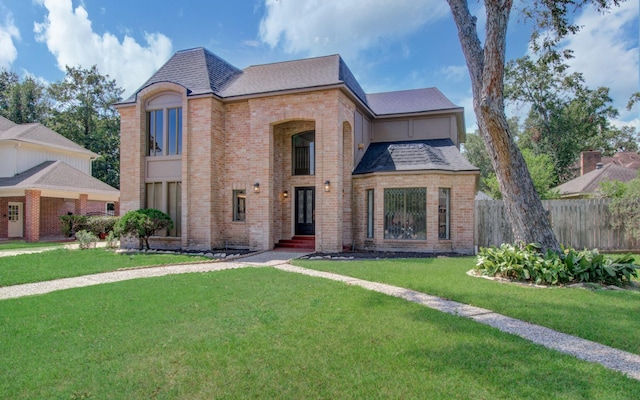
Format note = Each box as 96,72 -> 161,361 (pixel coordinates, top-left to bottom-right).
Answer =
293,256 -> 640,356
0,240 -> 68,251
0,248 -> 208,287
1,267 -> 638,399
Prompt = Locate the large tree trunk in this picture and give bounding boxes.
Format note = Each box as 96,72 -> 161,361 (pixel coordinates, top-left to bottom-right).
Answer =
447,0 -> 561,252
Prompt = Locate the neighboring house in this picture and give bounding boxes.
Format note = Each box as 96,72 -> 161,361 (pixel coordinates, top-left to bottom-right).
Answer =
115,47 -> 479,253
0,116 -> 120,241
475,191 -> 493,201
556,151 -> 640,198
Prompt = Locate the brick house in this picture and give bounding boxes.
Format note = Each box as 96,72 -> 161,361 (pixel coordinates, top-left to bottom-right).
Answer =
115,47 -> 478,253
0,116 -> 120,242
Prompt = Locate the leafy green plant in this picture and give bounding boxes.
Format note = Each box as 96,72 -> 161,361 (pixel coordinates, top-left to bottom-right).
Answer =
86,216 -> 119,237
74,230 -> 98,249
59,215 -> 88,237
476,243 -> 639,287
105,230 -> 119,249
114,209 -> 173,250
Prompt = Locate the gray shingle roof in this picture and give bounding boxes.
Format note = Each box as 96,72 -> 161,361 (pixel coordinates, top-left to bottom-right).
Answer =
118,47 -> 459,117
123,47 -> 242,102
218,54 -> 368,105
0,116 -> 17,131
0,122 -> 96,156
353,139 -> 479,175
0,161 -> 119,196
366,88 -> 460,115
556,163 -> 639,197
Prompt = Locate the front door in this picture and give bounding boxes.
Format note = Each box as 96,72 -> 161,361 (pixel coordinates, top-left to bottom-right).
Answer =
8,202 -> 23,238
295,187 -> 315,235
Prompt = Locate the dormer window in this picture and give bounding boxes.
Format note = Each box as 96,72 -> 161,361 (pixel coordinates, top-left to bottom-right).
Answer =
146,93 -> 182,157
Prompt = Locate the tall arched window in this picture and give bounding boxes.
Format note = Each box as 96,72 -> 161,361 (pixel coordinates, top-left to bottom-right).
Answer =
292,130 -> 315,175
146,93 -> 182,157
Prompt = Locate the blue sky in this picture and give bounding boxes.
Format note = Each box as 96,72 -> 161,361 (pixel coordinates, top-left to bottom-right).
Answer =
1,0 -> 638,132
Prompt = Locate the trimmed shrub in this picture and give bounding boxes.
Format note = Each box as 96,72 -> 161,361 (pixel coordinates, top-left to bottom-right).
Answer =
476,243 -> 639,287
59,215 -> 88,237
114,209 -> 173,250
75,230 -> 98,249
86,216 -> 119,237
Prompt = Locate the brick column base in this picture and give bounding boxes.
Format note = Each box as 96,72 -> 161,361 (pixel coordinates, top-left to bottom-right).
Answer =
24,189 -> 41,242
75,194 -> 88,215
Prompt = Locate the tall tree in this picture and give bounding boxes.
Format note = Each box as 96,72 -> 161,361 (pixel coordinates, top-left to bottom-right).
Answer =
0,69 -> 19,115
0,70 -> 49,124
445,0 -> 624,252
47,65 -> 124,188
505,55 -> 621,182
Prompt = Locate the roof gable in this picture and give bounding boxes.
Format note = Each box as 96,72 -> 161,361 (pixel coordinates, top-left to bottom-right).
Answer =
0,116 -> 17,131
124,47 -> 242,102
0,160 -> 118,194
0,123 -> 95,156
556,163 -> 639,196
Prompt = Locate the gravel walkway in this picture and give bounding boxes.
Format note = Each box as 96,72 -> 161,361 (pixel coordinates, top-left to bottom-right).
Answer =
0,250 -> 638,381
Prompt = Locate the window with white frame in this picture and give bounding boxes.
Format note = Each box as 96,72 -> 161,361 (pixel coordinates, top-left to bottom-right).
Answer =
366,189 -> 374,238
384,188 -> 426,240
438,188 -> 450,240
105,202 -> 115,216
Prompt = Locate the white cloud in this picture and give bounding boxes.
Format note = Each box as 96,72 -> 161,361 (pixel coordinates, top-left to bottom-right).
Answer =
439,65 -> 467,82
33,0 -> 173,96
0,11 -> 20,69
561,1 -> 639,122
258,0 -> 449,59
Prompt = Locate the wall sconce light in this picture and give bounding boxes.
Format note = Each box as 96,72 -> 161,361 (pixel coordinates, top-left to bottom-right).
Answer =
358,143 -> 364,150
282,190 -> 288,199
253,182 -> 260,193
324,180 -> 331,192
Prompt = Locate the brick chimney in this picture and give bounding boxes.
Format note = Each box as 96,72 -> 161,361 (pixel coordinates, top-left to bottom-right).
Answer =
580,151 -> 601,175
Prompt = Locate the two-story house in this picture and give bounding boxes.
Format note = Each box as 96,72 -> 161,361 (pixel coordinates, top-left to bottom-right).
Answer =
0,116 -> 120,242
115,47 -> 478,253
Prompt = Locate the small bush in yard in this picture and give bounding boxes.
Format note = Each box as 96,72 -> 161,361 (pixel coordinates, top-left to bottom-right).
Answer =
75,230 -> 98,249
59,215 -> 88,237
105,231 -> 119,249
476,243 -> 639,287
114,209 -> 173,250
86,216 -> 119,237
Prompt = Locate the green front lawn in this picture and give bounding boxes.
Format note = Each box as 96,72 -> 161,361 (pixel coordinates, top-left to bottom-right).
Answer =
0,240 -> 68,251
0,248 -> 208,287
1,268 -> 637,399
293,257 -> 640,355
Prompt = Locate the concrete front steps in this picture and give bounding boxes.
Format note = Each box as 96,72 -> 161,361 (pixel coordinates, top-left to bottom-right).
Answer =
275,236 -> 315,250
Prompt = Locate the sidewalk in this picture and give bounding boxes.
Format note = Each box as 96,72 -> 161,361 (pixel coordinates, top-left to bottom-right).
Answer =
0,250 -> 638,380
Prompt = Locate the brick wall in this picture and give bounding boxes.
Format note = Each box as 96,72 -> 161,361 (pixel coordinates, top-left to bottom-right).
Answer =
353,172 -> 477,253
40,198 -> 73,237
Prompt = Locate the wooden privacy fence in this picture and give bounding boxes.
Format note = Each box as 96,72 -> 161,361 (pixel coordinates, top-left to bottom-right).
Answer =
475,199 -> 640,251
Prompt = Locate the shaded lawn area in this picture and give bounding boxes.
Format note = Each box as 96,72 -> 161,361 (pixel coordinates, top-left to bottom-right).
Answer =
1,268 -> 638,399
0,248 -> 208,287
293,257 -> 640,356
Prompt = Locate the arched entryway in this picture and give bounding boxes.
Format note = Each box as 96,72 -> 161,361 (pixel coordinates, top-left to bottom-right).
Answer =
272,120 -> 317,249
